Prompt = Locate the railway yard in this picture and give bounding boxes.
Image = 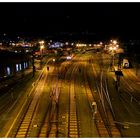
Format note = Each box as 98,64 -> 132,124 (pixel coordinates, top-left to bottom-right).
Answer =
0,51 -> 140,137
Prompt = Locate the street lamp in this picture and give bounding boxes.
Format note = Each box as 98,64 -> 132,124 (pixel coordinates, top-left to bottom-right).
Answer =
39,41 -> 45,55
40,45 -> 44,49
40,45 -> 44,54
39,41 -> 44,44
39,41 -> 45,69
112,40 -> 117,45
109,40 -> 119,71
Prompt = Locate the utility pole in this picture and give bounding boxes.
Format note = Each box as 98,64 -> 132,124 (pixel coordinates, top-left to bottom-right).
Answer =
39,41 -> 45,69
32,48 -> 35,77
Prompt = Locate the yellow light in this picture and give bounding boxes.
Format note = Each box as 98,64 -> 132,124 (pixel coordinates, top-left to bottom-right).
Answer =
113,40 -> 117,45
109,46 -> 113,50
113,47 -> 117,50
40,45 -> 44,49
39,41 -> 44,44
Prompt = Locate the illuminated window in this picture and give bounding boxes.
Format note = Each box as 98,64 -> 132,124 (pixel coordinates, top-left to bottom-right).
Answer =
16,64 -> 19,72
7,67 -> 11,75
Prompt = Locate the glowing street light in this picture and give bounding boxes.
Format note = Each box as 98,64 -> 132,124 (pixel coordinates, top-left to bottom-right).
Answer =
109,40 -> 119,71
39,41 -> 45,69
40,45 -> 44,50
39,40 -> 45,56
113,46 -> 117,50
100,42 -> 103,45
113,40 -> 117,45
109,46 -> 113,51
39,41 -> 44,45
76,44 -> 79,47
40,45 -> 44,56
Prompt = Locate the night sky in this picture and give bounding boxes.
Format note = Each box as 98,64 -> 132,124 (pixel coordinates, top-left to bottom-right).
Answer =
0,2 -> 140,40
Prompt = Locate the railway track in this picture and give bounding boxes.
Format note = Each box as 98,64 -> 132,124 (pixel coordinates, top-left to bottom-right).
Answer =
0,73 -> 37,118
13,69 -> 47,138
82,62 -> 109,137
55,56 -> 81,138
38,99 -> 59,138
68,64 -> 80,138
38,61 -> 69,138
37,58 -> 81,138
4,65 -> 48,138
2,53 -> 123,138
2,58 -> 62,138
38,74 -> 60,137
121,69 -> 140,100
89,54 -> 121,137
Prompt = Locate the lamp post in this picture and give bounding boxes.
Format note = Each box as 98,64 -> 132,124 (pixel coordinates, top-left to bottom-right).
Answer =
110,40 -> 124,91
39,41 -> 45,69
109,40 -> 118,71
109,46 -> 116,71
40,45 -> 44,55
32,53 -> 35,77
39,41 -> 45,55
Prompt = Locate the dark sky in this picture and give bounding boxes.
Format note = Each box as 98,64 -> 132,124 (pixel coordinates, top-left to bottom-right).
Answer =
0,2 -> 140,39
